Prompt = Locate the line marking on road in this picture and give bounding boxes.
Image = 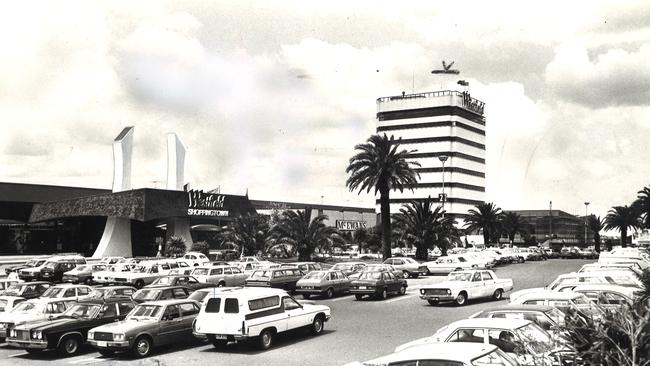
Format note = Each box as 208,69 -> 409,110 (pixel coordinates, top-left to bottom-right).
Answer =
69,356 -> 106,364
384,294 -> 416,304
330,296 -> 353,302
8,352 -> 28,358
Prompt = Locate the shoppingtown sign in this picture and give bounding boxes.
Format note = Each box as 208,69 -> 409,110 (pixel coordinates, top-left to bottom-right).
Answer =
336,220 -> 367,231
187,190 -> 228,217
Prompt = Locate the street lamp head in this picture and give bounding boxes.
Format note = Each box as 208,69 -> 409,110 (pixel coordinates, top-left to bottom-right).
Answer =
438,156 -> 449,163
584,202 -> 590,206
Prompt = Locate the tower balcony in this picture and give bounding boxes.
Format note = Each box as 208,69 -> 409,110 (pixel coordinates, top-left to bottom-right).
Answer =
377,90 -> 485,116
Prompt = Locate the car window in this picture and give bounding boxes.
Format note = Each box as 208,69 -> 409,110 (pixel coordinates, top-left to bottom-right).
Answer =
248,296 -> 280,311
482,272 -> 493,280
64,289 -> 76,297
602,292 -> 628,305
211,269 -> 223,275
232,267 -> 242,274
224,298 -> 239,313
206,298 -> 221,313
224,268 -> 232,275
282,297 -> 301,311
523,300 -> 546,305
448,328 -> 484,343
172,288 -> 188,298
77,287 -> 90,295
151,266 -> 159,273
394,259 -> 404,265
163,304 -> 180,320
179,302 -> 200,317
159,290 -> 173,300
117,302 -> 135,315
101,303 -> 117,318
472,272 -> 482,282
118,289 -> 134,297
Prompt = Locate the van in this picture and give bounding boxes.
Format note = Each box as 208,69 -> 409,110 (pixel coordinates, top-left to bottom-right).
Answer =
192,287 -> 330,350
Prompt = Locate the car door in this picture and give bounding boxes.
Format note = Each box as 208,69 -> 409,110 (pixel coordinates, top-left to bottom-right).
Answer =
283,296 -> 307,330
469,271 -> 484,298
230,267 -> 247,285
481,271 -> 496,297
223,267 -> 234,285
383,272 -> 398,293
210,268 -> 223,284
158,304 -> 183,345
178,302 -> 200,337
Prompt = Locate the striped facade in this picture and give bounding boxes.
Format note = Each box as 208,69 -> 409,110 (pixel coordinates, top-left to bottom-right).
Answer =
375,90 -> 486,219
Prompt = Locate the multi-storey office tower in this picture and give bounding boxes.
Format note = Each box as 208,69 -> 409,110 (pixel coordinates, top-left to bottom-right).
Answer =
376,90 -> 486,220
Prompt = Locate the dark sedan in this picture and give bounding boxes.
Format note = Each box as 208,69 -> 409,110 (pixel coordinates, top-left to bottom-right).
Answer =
2,282 -> 53,299
131,286 -> 190,304
145,275 -> 214,291
6,298 -> 136,356
245,268 -> 304,292
349,271 -> 407,300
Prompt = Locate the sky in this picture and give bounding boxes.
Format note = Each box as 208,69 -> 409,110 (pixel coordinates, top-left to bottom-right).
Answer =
1,0 -> 649,220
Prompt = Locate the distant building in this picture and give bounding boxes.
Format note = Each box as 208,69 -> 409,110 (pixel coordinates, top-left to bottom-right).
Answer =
503,210 -> 593,246
375,90 -> 486,219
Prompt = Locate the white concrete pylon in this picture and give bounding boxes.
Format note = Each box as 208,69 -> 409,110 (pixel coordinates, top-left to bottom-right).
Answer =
166,133 -> 186,191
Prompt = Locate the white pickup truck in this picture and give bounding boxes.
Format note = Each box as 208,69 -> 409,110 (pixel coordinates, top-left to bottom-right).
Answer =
419,270 -> 513,306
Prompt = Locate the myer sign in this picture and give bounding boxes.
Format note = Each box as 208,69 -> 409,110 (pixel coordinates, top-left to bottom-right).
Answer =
187,189 -> 229,217
336,220 -> 367,231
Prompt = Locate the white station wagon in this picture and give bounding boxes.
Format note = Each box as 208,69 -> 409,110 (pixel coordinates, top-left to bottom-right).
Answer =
192,287 -> 331,350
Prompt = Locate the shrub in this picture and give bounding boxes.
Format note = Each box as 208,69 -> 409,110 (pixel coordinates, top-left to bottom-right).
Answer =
164,236 -> 186,258
190,241 -> 210,257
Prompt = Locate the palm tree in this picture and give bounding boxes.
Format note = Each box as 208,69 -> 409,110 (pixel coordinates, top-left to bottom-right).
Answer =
270,208 -> 344,261
218,214 -> 271,257
587,215 -> 604,252
633,186 -> 650,228
391,198 -> 452,260
346,134 -> 420,260
604,206 -> 641,248
501,212 -> 528,244
463,202 -> 503,247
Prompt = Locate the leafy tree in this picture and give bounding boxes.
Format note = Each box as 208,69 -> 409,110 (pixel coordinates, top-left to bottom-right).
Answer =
346,134 -> 420,261
219,214 -> 271,257
604,206 -> 641,248
633,186 -> 650,228
588,215 -> 604,252
354,227 -> 369,253
164,236 -> 186,258
435,219 -> 462,256
270,208 -> 344,261
463,202 -> 503,247
501,212 -> 529,244
391,199 -> 452,260
190,241 -> 210,256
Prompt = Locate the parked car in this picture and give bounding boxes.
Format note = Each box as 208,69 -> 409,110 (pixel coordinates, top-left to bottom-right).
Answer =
131,286 -> 190,304
191,265 -> 248,287
0,298 -> 73,341
39,257 -> 87,282
419,270 -> 514,306
40,284 -> 93,301
295,270 -> 350,299
0,296 -> 26,315
97,257 -> 124,265
6,297 -> 136,356
92,263 -> 137,285
346,342 -> 519,366
192,287 -> 330,350
146,275 -> 214,291
516,248 -> 542,261
383,257 -> 428,278
109,261 -> 175,289
560,246 -> 580,259
280,262 -> 322,274
86,286 -> 136,300
578,262 -> 643,275
182,252 -> 211,267
362,264 -> 405,278
19,256 -> 84,282
2,281 -> 52,299
349,271 -> 407,300
395,318 -> 561,366
245,268 -> 304,292
571,284 -> 641,308
5,257 -> 50,277
0,278 -> 22,294
422,254 -> 484,275
576,248 -> 599,259
87,299 -> 201,357
187,287 -> 222,305
62,264 -> 107,284
508,289 -> 601,316
330,262 -> 367,278
544,249 -> 560,259
469,304 -> 566,332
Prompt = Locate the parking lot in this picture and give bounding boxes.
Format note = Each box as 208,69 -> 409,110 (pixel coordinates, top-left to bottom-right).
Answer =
0,259 -> 594,366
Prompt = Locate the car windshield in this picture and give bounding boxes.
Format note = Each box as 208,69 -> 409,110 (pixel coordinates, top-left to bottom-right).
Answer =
87,288 -> 109,298
448,272 -> 472,281
571,295 -> 590,306
188,291 -> 209,303
249,270 -> 272,280
303,272 -> 326,280
358,272 -> 382,280
515,323 -> 552,354
153,277 -> 174,285
12,302 -> 41,313
128,304 -> 162,319
3,284 -> 25,296
331,264 -> 352,271
193,268 -> 209,276
133,290 -> 160,301
62,303 -> 101,318
41,287 -> 67,298
92,264 -> 107,271
73,265 -> 88,272
472,348 -> 518,366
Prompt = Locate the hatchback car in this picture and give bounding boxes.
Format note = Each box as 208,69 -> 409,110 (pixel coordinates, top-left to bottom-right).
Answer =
62,264 -> 107,284
295,270 -> 350,299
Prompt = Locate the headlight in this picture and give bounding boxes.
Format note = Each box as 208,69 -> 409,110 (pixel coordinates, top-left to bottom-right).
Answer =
447,289 -> 451,295
87,331 -> 94,339
420,289 -> 424,294
31,331 -> 42,340
113,333 -> 125,341
9,329 -> 16,337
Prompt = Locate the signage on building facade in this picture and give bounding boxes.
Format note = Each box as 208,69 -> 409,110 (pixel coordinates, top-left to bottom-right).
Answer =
187,189 -> 228,217
336,220 -> 367,231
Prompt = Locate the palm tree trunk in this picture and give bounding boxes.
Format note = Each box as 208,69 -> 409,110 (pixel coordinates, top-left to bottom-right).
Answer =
594,233 -> 600,252
483,228 -> 490,248
621,227 -> 627,248
379,183 -> 391,261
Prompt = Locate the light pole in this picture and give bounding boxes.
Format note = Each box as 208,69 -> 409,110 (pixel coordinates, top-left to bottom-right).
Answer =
584,202 -> 590,246
438,156 -> 449,214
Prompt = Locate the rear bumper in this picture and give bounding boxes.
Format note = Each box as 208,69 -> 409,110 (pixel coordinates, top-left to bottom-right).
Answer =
349,288 -> 379,295
6,340 -> 48,349
295,288 -> 325,295
195,332 -> 250,341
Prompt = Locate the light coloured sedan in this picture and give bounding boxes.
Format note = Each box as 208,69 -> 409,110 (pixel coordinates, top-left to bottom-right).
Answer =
422,255 -> 483,274
295,270 -> 350,299
0,298 -> 73,341
191,265 -> 248,287
383,257 -> 428,278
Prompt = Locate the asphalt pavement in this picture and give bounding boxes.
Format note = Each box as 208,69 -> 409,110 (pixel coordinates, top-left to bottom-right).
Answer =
0,259 -> 594,366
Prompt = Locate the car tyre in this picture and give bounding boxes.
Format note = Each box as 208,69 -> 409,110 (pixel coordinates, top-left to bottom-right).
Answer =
218,281 -> 226,288
427,299 -> 439,306
517,257 -> 524,263
325,287 -> 334,299
132,336 -> 153,358
134,280 -> 145,289
59,335 -> 82,356
399,285 -> 406,295
84,277 -> 93,285
258,329 -> 274,350
492,289 -> 503,301
354,294 -> 363,301
311,316 -> 324,335
302,294 -> 311,300
455,292 -> 467,306
98,350 -> 115,357
378,288 -> 388,300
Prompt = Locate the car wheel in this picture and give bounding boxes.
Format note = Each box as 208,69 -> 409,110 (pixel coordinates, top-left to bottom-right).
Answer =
218,281 -> 226,288
402,270 -> 410,279
325,287 -> 334,299
355,294 -> 363,301
378,288 -> 388,300
427,299 -> 439,306
258,329 -> 274,350
84,277 -> 93,285
59,335 -> 81,356
311,316 -> 324,335
411,273 -> 419,279
399,285 -> 406,295
455,292 -> 467,306
98,350 -> 115,357
302,294 -> 311,300
132,336 -> 153,358
518,257 -> 524,263
134,280 -> 145,289
492,289 -> 503,300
